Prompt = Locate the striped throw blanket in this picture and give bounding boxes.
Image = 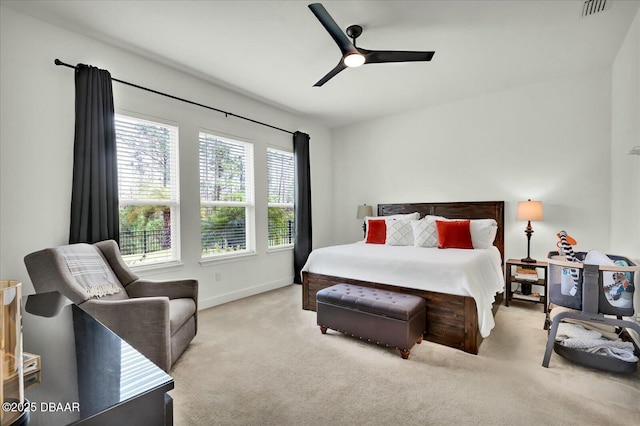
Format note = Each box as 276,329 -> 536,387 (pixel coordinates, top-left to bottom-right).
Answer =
62,250 -> 121,298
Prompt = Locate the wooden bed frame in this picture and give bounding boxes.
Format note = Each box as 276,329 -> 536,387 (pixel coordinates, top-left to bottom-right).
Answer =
302,201 -> 505,355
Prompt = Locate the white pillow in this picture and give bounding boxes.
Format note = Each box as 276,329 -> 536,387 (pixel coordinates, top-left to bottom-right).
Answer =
363,212 -> 420,238
364,212 -> 420,223
422,215 -> 497,249
386,219 -> 414,246
469,219 -> 498,249
412,218 -> 439,247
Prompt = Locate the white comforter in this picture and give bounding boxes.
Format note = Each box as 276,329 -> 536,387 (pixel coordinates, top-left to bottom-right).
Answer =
301,242 -> 504,337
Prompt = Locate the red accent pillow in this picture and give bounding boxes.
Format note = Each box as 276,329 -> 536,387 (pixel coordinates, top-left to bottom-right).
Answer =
436,220 -> 473,249
365,219 -> 387,244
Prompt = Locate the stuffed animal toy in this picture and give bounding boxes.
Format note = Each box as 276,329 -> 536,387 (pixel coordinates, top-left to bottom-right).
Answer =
607,272 -> 635,301
557,230 -> 580,296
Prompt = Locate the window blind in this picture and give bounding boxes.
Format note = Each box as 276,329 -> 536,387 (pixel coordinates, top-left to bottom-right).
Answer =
116,115 -> 179,202
199,133 -> 253,204
267,148 -> 294,248
199,132 -> 254,257
267,148 -> 294,205
115,115 -> 180,265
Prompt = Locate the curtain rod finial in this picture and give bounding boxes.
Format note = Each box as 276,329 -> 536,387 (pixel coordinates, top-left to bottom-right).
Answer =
54,59 -> 62,65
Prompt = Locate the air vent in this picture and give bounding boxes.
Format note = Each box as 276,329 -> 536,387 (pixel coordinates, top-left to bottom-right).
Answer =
581,0 -> 611,17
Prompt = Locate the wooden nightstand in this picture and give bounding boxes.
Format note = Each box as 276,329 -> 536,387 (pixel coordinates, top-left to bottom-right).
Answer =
505,259 -> 549,312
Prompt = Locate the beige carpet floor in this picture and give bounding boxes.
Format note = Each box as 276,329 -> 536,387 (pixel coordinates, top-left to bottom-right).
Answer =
169,284 -> 640,425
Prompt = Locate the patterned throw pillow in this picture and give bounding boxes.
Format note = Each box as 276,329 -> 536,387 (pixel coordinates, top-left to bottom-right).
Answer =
386,219 -> 414,246
412,217 -> 439,247
363,212 -> 420,239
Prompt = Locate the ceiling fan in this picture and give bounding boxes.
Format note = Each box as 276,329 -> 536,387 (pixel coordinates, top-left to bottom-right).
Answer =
308,3 -> 435,87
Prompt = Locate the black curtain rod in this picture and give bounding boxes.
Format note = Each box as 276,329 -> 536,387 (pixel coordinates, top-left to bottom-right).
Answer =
54,59 -> 295,135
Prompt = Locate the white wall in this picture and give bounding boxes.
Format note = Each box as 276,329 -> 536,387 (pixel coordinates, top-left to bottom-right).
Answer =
611,8 -> 640,263
2,5 -> 635,311
0,7 -> 333,308
331,70 -> 613,263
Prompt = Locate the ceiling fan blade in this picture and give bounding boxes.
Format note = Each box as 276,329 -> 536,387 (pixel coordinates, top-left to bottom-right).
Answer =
308,3 -> 358,56
314,61 -> 347,87
362,49 -> 435,64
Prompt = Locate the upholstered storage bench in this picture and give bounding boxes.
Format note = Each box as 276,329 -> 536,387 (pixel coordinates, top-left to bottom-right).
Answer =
316,283 -> 426,359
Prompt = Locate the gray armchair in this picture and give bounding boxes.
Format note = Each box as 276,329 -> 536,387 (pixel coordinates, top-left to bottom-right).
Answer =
24,240 -> 197,372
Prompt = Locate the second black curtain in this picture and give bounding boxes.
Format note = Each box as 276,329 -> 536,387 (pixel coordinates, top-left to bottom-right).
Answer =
293,131 -> 312,284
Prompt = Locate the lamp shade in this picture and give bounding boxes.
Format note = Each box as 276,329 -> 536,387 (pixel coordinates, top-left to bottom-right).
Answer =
516,199 -> 543,221
356,204 -> 373,219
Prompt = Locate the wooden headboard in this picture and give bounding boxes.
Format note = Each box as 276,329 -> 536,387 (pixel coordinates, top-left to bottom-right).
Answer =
378,201 -> 505,262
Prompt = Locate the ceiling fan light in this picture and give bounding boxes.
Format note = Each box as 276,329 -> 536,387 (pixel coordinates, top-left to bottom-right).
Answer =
343,53 -> 365,67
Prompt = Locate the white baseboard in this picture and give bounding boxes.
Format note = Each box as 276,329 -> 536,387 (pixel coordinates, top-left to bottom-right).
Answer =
198,277 -> 294,310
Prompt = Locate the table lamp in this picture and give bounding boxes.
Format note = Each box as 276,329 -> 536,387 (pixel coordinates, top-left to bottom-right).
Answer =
356,204 -> 373,238
516,199 -> 543,263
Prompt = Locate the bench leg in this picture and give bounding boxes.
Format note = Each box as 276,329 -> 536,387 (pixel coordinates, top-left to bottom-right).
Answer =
320,326 -> 327,334
400,349 -> 410,359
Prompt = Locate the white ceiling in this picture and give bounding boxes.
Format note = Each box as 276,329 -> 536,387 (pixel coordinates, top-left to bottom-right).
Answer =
4,0 -> 639,128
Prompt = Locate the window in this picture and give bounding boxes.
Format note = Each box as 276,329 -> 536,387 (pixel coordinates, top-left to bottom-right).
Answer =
199,132 -> 254,257
116,115 -> 180,266
267,148 -> 294,248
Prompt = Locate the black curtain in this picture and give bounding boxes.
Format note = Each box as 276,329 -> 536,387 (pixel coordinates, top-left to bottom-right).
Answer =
69,64 -> 119,244
293,131 -> 312,284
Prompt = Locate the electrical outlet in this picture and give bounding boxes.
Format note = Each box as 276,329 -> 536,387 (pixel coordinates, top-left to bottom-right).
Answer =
215,272 -> 221,281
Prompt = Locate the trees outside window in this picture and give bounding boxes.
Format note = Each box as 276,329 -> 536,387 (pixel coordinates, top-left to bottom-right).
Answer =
116,115 -> 180,265
116,120 -> 284,262
267,148 -> 294,248
199,132 -> 254,257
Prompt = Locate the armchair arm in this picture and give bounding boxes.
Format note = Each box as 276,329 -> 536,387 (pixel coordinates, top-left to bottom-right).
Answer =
93,240 -> 138,286
80,297 -> 171,372
126,279 -> 198,303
